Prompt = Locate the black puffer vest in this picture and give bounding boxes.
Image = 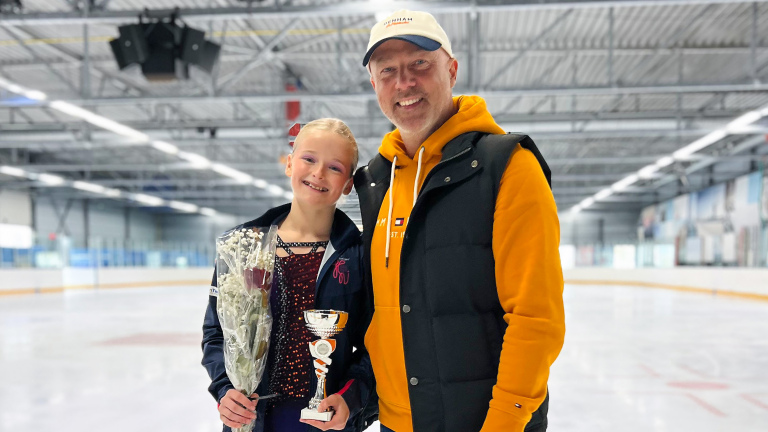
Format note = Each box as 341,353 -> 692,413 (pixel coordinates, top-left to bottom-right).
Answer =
354,132 -> 551,432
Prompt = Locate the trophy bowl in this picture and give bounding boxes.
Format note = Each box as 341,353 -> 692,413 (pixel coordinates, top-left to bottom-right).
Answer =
303,310 -> 348,339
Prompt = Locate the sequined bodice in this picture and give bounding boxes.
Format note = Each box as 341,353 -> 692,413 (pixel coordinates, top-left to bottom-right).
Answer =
266,246 -> 324,403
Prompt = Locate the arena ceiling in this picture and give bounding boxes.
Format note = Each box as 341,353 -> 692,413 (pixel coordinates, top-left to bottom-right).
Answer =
1,0 -> 768,222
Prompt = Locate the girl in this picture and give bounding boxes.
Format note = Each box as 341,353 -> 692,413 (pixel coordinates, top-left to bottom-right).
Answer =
202,119 -> 376,432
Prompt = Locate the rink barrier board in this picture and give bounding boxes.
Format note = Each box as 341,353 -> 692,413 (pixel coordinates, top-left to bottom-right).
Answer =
0,278 -> 211,296
564,279 -> 768,302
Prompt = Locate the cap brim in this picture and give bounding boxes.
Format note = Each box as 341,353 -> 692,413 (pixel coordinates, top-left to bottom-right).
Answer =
362,35 -> 442,66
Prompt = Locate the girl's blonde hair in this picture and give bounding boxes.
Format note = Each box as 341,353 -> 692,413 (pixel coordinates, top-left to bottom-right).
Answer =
294,118 -> 359,176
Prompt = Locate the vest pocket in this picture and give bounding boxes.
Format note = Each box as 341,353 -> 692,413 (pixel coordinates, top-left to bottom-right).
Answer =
431,313 -> 499,383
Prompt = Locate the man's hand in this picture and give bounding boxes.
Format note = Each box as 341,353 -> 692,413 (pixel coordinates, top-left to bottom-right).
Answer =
300,393 -> 350,431
218,389 -> 258,429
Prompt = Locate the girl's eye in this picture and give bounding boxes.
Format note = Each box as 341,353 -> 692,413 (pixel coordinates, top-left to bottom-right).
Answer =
302,156 -> 315,163
329,166 -> 343,173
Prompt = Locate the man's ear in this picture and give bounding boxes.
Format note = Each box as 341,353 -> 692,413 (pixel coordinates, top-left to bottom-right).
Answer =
448,58 -> 458,88
370,76 -> 376,90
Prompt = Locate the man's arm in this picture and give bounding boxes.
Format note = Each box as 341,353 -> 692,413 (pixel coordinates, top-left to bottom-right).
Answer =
481,145 -> 566,432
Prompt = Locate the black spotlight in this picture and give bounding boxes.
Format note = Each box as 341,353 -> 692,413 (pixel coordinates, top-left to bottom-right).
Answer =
0,0 -> 22,14
109,24 -> 149,70
109,11 -> 221,82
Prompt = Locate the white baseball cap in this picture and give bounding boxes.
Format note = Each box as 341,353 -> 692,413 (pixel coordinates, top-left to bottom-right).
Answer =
363,10 -> 453,67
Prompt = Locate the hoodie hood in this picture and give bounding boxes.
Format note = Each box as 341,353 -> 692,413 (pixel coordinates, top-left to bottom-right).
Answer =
377,95 -> 505,164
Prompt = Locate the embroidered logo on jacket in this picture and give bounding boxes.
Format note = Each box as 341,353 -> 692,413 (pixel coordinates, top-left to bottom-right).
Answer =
333,259 -> 350,285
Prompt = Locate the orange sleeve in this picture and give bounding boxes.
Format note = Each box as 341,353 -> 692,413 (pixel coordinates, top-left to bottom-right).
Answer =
480,144 -> 566,432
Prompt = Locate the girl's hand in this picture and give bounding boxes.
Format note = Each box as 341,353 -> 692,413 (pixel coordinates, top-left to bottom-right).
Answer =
218,389 -> 258,429
299,394 -> 350,431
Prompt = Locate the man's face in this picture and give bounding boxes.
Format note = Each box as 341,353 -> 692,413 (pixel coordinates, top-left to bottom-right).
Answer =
369,39 -> 458,137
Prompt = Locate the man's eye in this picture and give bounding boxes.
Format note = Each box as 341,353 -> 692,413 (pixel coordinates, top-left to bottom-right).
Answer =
381,67 -> 394,74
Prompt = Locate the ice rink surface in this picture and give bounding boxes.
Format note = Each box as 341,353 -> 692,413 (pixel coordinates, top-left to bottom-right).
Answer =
1,282 -> 766,432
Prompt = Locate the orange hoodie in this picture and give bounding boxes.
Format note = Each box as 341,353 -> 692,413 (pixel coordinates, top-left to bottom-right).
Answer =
365,95 -> 565,432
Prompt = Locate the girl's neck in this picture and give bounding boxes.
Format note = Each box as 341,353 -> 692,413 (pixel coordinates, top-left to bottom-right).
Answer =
278,201 -> 334,242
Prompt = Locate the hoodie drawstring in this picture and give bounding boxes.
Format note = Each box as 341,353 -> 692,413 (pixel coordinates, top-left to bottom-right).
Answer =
385,156 -> 397,268
385,147 -> 425,268
413,147 -> 425,208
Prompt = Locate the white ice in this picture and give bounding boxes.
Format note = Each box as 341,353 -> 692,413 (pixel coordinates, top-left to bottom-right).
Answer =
1,282 -> 766,431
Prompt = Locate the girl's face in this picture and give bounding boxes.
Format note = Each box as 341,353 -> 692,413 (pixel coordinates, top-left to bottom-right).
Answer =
285,129 -> 355,209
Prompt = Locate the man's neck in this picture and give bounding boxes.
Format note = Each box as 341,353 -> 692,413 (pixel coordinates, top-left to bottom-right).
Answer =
399,102 -> 457,158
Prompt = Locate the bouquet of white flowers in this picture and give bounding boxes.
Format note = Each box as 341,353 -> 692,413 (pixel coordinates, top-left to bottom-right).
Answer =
216,225 -> 278,432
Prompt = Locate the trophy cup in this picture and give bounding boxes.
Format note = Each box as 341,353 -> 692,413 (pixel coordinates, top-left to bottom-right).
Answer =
300,309 -> 349,421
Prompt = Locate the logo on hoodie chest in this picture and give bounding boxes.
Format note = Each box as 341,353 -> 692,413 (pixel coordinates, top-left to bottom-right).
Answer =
377,216 -> 409,238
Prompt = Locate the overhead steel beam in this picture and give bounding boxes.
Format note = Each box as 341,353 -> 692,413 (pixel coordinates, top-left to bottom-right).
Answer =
3,46 -> 766,73
1,27 -> 80,94
645,134 -> 768,190
484,9 -> 574,89
4,82 -> 767,107
4,1 -> 768,26
0,128 -> 741,150
10,162 -> 284,172
216,19 -> 303,93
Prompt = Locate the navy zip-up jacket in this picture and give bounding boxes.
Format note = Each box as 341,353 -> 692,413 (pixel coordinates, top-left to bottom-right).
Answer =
202,203 -> 377,432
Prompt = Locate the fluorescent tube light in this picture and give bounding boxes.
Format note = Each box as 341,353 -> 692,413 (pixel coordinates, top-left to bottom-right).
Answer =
168,201 -> 199,212
611,174 -> 639,192
150,141 -> 180,155
672,130 -> 727,160
38,174 -> 65,185
199,207 -> 217,216
637,164 -> 660,179
211,163 -> 253,183
178,152 -> 212,169
48,101 -> 149,141
132,193 -> 165,206
594,188 -> 613,200
266,185 -> 284,196
0,165 -> 27,177
72,181 -> 106,194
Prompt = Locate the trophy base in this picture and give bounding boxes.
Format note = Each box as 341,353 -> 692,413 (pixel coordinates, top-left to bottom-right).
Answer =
300,407 -> 333,422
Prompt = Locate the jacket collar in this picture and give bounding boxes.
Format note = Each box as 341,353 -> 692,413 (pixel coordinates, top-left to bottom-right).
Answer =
365,131 -> 485,185
238,203 -> 360,252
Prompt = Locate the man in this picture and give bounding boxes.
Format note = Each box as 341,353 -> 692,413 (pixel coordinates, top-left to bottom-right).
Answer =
353,10 -> 565,432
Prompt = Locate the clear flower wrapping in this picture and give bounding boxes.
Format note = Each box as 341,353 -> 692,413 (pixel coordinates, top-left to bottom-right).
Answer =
216,225 -> 278,432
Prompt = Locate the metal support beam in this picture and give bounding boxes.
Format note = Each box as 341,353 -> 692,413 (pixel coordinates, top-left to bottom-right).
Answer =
624,4 -> 717,84
646,134 -> 768,190
81,0 -> 91,99
216,19 -> 302,93
752,1 -> 760,83
1,27 -> 80,94
6,83 -> 768,107
468,4 -> 480,92
5,1 -> 768,26
498,53 -> 570,113
607,7 -> 614,86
